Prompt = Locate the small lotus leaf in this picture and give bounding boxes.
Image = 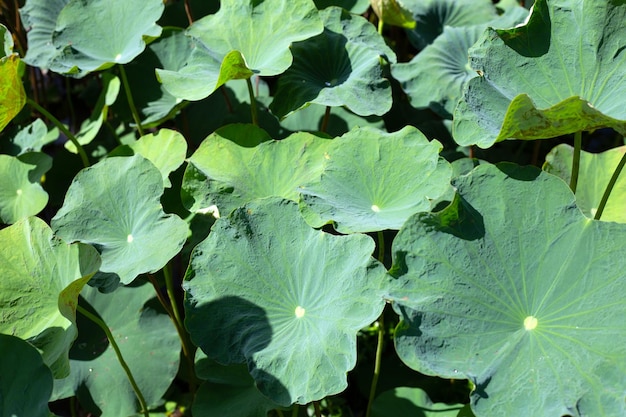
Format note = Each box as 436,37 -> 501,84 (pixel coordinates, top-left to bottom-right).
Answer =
184,198 -> 387,406
0,119 -> 58,155
21,0 -> 164,76
372,387 -> 466,417
299,126 -> 452,233
157,0 -> 323,101
51,283 -> 180,417
0,217 -> 101,377
371,0 -> 416,29
270,7 -> 396,119
544,143 -> 626,223
182,124 -> 330,215
52,155 -> 188,284
0,334 -> 54,417
0,153 -> 51,224
1,23 -> 12,57
314,0 -> 370,13
0,54 -> 26,132
453,0 -> 626,148
389,163 -> 626,417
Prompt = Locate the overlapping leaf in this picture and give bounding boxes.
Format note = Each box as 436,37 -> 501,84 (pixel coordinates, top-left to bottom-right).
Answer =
182,124 -> 330,215
271,7 -> 396,119
52,283 -> 180,417
453,0 -> 626,148
184,198 -> 387,406
21,0 -> 164,76
157,0 -> 323,101
299,126 -> 452,233
0,334 -> 53,417
52,155 -> 188,284
0,54 -> 25,132
389,163 -> 626,417
0,217 -> 101,377
0,119 -> 58,155
372,387 -> 469,417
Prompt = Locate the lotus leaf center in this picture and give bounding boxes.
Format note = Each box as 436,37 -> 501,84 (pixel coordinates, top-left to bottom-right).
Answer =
371,204 -> 380,212
16,189 -> 22,196
295,306 -> 305,318
524,316 -> 538,331
127,234 -> 134,243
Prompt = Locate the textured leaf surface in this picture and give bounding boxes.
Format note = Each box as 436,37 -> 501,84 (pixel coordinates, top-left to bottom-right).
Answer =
182,124 -> 330,215
0,217 -> 100,377
52,155 -> 188,284
453,0 -> 626,147
0,334 -> 53,417
184,198 -> 387,406
300,126 -> 452,233
157,0 -> 323,101
52,283 -> 180,417
544,143 -> 626,223
0,153 -> 51,224
21,0 -> 164,76
0,54 -> 26,132
389,163 -> 626,417
271,7 -> 396,118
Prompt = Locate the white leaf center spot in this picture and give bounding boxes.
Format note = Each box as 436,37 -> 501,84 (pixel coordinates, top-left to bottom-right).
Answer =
114,53 -> 122,62
524,316 -> 538,331
127,234 -> 134,243
16,189 -> 22,196
371,204 -> 380,212
590,207 -> 597,217
294,306 -> 305,318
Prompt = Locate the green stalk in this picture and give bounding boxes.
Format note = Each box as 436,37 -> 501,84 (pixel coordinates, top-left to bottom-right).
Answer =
377,231 -> 385,264
64,77 -> 76,131
276,410 -> 285,417
26,97 -> 90,168
246,77 -> 259,125
364,311 -> 385,417
118,64 -> 144,136
77,305 -> 149,417
594,151 -> 626,220
313,401 -> 322,417
569,131 -> 582,193
320,106 -> 331,133
291,404 -> 299,417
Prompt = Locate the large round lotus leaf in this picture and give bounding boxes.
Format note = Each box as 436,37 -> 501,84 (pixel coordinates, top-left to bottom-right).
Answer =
402,0 -> 497,49
0,153 -> 51,224
111,129 -> 187,188
453,0 -> 626,148
270,7 -> 396,119
392,7 -> 529,118
184,198 -> 387,406
0,54 -> 25,132
0,217 -> 101,377
193,351 -> 282,417
21,0 -> 164,77
371,387 -> 467,417
51,283 -> 180,417
182,124 -> 330,216
388,163 -> 626,417
544,144 -> 626,223
51,155 -> 188,284
299,126 -> 452,233
156,0 -> 323,101
0,334 -> 53,417
0,119 -> 58,155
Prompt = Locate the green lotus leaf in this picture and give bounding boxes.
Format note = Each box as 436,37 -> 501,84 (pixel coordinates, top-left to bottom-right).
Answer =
51,155 -> 188,284
372,387 -> 467,417
0,54 -> 26,132
371,0 -> 416,29
0,334 -> 54,417
184,198 -> 387,406
270,7 -> 396,119
0,217 -> 101,377
182,124 -> 330,216
0,153 -> 51,224
453,0 -> 626,148
111,129 -> 187,188
299,126 -> 452,233
21,0 -> 164,77
1,23 -> 12,57
51,283 -> 180,417
193,351 -> 282,417
65,73 -> 120,153
389,163 -> 626,417
313,0 -> 370,13
0,119 -> 58,155
402,0 -> 497,49
392,7 -> 529,118
157,0 -> 323,101
544,143 -> 626,223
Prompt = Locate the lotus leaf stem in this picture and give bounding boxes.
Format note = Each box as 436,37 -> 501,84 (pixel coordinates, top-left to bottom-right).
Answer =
291,404 -> 299,417
364,310 -> 385,417
594,150 -> 626,220
26,98 -> 90,168
313,401 -> 322,417
246,77 -> 259,125
118,64 -> 145,136
320,106 -> 331,133
76,304 -> 149,417
569,131 -> 582,193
